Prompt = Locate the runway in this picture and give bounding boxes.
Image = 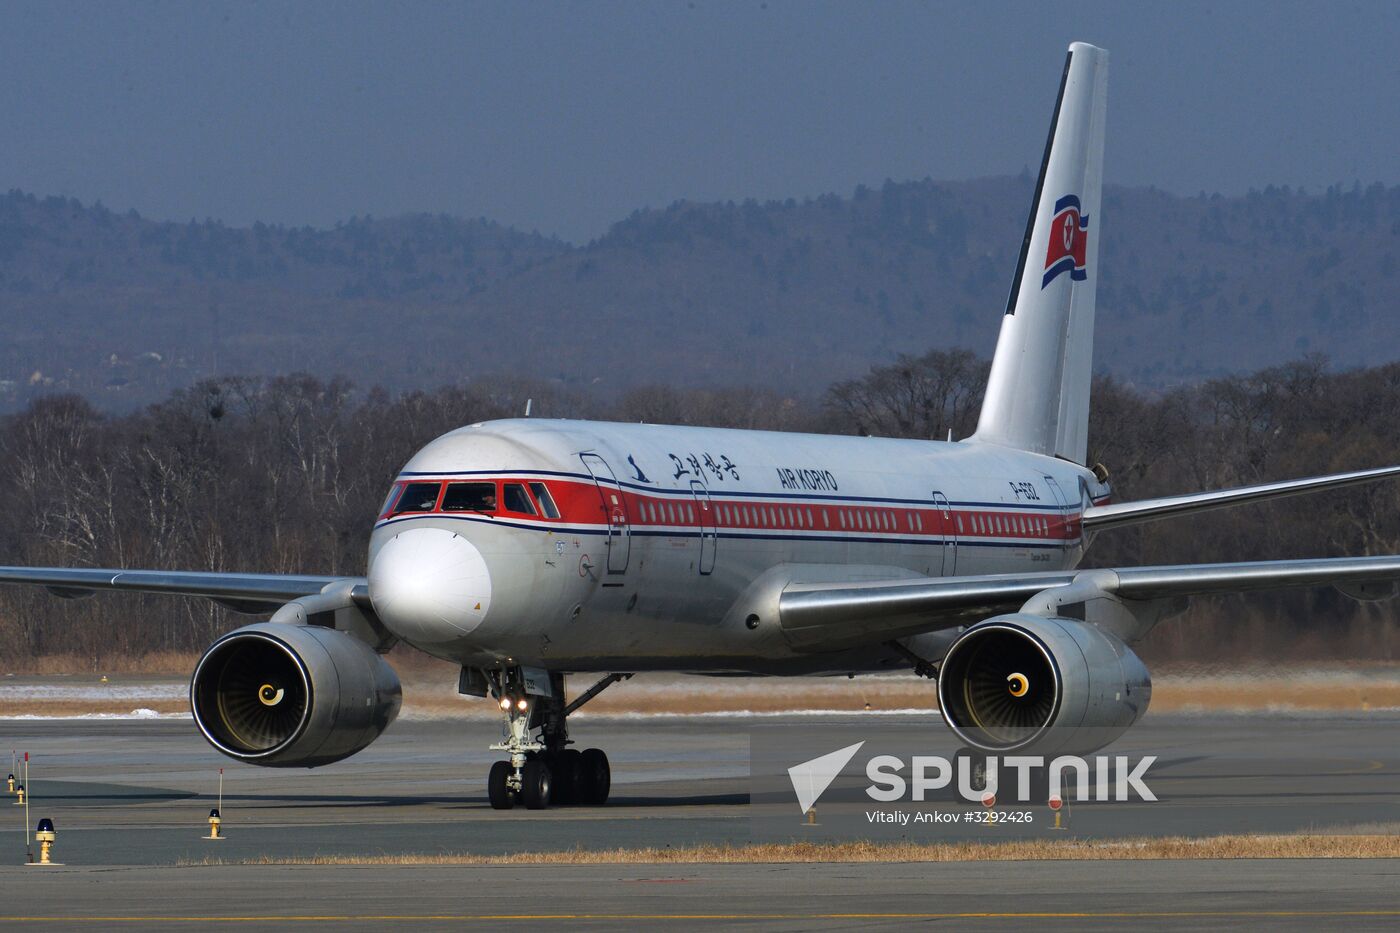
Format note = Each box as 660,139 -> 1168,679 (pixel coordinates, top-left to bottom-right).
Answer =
1,713 -> 1397,929
5,860 -> 1400,931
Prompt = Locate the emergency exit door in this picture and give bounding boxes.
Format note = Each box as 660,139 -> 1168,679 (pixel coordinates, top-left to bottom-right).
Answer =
932,490 -> 956,575
690,480 -> 716,575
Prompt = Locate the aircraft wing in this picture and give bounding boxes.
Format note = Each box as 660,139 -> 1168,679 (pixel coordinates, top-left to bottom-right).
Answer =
0,567 -> 364,614
778,555 -> 1400,651
1082,464 -> 1400,531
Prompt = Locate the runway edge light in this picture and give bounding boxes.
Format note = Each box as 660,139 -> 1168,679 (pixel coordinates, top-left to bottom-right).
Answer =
25,817 -> 61,866
1048,793 -> 1066,831
206,808 -> 224,840
204,767 -> 226,839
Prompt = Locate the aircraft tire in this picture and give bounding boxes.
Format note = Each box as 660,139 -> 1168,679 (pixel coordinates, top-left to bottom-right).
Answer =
488,760 -> 516,810
521,759 -> 553,810
954,746 -> 990,802
578,748 -> 610,805
550,749 -> 583,805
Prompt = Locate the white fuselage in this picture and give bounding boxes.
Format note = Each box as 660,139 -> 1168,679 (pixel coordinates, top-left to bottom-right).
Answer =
366,419 -> 1104,675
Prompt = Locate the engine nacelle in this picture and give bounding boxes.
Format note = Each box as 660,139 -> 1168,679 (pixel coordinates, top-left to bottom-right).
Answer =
937,614 -> 1151,756
191,622 -> 402,767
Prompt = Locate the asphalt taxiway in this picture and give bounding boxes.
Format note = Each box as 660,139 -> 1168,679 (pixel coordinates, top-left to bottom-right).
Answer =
0,713 -> 1397,929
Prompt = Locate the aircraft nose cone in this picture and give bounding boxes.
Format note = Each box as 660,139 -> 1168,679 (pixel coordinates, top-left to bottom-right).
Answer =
368,527 -> 491,642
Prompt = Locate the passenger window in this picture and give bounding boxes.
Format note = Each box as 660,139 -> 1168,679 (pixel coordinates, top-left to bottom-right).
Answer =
441,482 -> 496,512
529,483 -> 560,519
502,483 -> 536,515
392,481 -> 442,514
823,509 -> 830,528
687,505 -> 696,523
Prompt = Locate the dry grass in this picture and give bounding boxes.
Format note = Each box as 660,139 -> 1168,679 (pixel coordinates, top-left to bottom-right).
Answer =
205,834 -> 1400,867
4,651 -> 201,676
5,666 -> 1400,718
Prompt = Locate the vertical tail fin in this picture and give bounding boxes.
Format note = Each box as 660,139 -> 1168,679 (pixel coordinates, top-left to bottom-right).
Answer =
973,42 -> 1108,464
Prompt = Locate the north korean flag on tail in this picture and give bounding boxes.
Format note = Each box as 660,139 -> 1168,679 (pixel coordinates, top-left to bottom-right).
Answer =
1041,194 -> 1089,288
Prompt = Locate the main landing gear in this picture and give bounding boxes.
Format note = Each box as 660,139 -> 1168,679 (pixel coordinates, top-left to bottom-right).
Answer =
486,668 -> 631,811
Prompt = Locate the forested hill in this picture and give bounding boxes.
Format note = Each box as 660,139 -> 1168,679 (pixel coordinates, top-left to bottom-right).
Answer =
0,177 -> 1397,410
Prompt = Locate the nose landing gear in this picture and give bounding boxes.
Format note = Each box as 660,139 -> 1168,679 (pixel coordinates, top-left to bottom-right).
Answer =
485,668 -> 630,811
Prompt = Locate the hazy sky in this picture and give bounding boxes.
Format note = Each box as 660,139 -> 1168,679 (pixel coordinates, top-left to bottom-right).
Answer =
2,0 -> 1396,242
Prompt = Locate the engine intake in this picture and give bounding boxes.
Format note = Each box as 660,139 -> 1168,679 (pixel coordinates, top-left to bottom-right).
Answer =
191,622 -> 401,767
937,614 -> 1150,755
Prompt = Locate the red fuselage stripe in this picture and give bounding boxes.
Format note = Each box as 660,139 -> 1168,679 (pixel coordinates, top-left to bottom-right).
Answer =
380,476 -> 1082,542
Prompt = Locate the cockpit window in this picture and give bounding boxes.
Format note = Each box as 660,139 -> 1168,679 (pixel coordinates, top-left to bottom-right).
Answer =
392,482 -> 442,514
442,482 -> 497,512
502,483 -> 537,515
380,485 -> 402,516
529,482 -> 560,519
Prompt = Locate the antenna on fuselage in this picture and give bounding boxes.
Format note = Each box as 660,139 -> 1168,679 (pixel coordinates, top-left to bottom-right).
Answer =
524,398 -> 533,417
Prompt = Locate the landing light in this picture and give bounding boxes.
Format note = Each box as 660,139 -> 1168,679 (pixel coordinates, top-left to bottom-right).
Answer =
499,697 -> 512,711
516,698 -> 529,712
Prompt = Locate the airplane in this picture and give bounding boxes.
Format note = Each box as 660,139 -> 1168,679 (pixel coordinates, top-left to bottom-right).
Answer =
6,41 -> 1400,811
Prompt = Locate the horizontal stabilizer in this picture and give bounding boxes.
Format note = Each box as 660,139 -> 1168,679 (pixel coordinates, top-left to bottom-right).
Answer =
1082,464 -> 1400,531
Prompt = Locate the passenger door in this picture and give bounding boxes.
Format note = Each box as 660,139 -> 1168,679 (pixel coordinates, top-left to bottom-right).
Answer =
580,453 -> 630,574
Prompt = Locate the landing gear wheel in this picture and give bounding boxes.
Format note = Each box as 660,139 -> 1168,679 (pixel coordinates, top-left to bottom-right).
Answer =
577,747 -> 611,805
549,748 -> 583,805
488,760 -> 516,810
1026,764 -> 1051,806
954,746 -> 990,802
521,759 -> 552,810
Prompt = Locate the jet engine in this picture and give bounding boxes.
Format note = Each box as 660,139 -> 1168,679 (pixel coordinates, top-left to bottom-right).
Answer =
936,614 -> 1150,756
191,622 -> 401,767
